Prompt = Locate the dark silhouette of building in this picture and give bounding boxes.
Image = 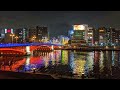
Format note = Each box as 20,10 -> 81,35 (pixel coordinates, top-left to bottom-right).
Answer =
15,28 -> 29,43
29,26 -> 49,42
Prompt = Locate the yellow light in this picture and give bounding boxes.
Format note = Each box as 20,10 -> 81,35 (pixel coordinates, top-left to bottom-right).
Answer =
74,25 -> 85,30
99,30 -> 104,32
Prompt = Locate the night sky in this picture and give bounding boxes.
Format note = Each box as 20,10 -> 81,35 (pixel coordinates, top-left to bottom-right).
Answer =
0,11 -> 120,37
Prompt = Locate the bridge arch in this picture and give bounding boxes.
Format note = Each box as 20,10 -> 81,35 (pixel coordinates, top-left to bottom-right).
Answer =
0,48 -> 25,56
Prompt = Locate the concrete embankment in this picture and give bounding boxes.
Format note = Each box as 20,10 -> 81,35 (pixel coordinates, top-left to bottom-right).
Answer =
0,70 -> 54,79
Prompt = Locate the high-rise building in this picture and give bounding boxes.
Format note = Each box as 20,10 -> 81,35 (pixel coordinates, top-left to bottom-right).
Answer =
29,26 -> 49,43
115,29 -> 120,45
71,24 -> 89,46
106,27 -> 120,46
0,28 -> 5,43
29,27 -> 36,42
87,27 -> 94,46
15,28 -> 29,43
4,28 -> 14,43
98,27 -> 107,46
36,26 -> 49,42
93,29 -> 99,46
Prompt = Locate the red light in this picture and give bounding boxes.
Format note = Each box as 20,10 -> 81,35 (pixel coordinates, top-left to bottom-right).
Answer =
7,29 -> 11,33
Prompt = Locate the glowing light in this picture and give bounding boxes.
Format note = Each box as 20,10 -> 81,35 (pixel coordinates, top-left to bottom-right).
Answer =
5,29 -> 7,33
61,50 -> 68,65
26,56 -> 30,65
26,46 -> 30,55
11,29 -> 13,33
70,30 -> 74,34
88,32 -> 92,34
73,60 -> 86,76
73,25 -> 85,30
99,30 -> 104,32
51,45 -> 54,50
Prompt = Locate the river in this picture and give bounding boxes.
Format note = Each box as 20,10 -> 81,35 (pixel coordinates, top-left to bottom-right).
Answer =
0,50 -> 120,79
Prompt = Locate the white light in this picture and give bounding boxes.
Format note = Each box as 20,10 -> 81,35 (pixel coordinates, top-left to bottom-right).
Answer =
26,56 -> 30,65
88,32 -> 92,34
11,29 -> 13,34
26,46 -> 30,55
5,29 -> 7,33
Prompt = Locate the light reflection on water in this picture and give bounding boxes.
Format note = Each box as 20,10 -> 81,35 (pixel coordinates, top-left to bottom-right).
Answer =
1,50 -> 120,79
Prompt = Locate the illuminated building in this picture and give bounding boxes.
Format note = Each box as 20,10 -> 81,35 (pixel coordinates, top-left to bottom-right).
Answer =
114,29 -> 120,46
0,28 -> 5,43
71,24 -> 89,46
15,28 -> 29,43
4,28 -> 14,43
87,27 -> 94,46
36,26 -> 49,42
71,24 -> 95,46
98,27 -> 107,46
106,27 -> 120,46
58,35 -> 69,45
29,26 -> 49,42
29,27 -> 36,42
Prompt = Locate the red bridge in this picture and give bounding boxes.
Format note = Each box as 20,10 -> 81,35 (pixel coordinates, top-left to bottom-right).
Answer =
0,43 -> 62,56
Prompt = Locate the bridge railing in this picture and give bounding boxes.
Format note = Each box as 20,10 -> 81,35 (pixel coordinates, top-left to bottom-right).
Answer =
0,43 -> 63,48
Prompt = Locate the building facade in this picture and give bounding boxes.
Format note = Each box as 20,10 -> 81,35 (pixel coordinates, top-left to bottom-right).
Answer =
15,28 -> 29,43
71,24 -> 89,46
29,26 -> 49,43
4,28 -> 14,43
98,27 -> 107,46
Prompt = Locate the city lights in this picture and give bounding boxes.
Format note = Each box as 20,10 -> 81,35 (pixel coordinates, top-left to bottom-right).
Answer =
10,34 -> 15,43
1,11 -> 120,79
15,36 -> 18,43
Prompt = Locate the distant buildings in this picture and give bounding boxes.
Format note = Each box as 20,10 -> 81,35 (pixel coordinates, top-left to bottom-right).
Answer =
4,28 -> 14,43
69,24 -> 94,46
87,27 -> 94,46
36,26 -> 49,42
29,26 -> 49,42
15,28 -> 29,43
98,27 -> 107,46
1,24 -> 120,47
58,35 -> 69,45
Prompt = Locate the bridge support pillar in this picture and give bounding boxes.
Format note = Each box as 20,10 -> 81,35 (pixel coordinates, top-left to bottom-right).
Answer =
51,45 -> 54,50
26,46 -> 31,55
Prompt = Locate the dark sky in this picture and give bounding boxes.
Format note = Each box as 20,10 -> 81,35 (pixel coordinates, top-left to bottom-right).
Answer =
0,11 -> 120,37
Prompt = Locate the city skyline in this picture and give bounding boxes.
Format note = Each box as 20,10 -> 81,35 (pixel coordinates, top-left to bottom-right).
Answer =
0,11 -> 120,37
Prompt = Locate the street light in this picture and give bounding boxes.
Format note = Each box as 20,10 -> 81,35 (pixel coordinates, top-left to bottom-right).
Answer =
10,34 -> 15,43
32,36 -> 36,43
15,36 -> 18,43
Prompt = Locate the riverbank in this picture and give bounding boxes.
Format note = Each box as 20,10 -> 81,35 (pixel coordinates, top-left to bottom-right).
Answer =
60,46 -> 120,51
0,70 -> 54,79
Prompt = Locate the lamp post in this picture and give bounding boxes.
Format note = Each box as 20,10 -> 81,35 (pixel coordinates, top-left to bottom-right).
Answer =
10,34 -> 15,43
15,36 -> 18,43
32,36 -> 36,43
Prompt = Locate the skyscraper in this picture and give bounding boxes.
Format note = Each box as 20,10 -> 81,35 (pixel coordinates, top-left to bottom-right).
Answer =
29,26 -> 49,43
15,28 -> 29,43
71,24 -> 88,47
